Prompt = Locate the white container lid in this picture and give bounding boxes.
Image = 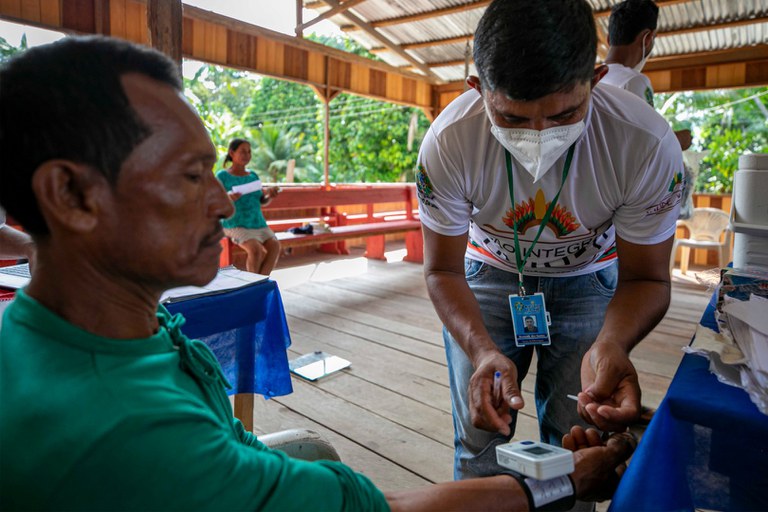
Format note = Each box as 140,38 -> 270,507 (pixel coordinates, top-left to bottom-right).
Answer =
739,153 -> 768,171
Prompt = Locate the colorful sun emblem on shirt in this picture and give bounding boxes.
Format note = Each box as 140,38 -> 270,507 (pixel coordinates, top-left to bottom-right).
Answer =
416,164 -> 434,197
503,189 -> 580,238
668,171 -> 684,192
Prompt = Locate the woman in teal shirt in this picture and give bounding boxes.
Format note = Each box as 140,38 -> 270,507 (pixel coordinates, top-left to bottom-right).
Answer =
216,138 -> 281,275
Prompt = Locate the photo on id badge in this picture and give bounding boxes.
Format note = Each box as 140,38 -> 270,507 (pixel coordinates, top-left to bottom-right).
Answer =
509,292 -> 551,347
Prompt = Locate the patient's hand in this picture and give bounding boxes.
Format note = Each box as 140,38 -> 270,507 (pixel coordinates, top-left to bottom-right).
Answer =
564,426 -> 636,502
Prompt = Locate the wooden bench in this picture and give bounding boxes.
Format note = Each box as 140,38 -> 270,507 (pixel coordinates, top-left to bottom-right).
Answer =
220,184 -> 423,266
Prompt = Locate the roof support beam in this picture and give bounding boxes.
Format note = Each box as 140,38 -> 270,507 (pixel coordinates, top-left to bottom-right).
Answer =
341,0 -> 491,31
658,16 -> 768,37
594,0 -> 691,17
316,0 -> 440,80
297,0 -> 367,32
148,0 -> 182,68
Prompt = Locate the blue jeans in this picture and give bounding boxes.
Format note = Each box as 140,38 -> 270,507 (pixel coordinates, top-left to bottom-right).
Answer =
445,259 -> 618,479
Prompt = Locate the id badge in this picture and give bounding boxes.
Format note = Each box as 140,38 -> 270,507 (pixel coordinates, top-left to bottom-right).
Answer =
509,292 -> 552,347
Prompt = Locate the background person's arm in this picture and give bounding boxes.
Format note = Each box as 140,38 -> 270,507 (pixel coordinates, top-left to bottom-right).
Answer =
578,235 -> 674,431
0,224 -> 34,261
423,225 -> 525,436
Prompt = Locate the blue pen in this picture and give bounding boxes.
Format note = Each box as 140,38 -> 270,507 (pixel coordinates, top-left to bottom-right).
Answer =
493,371 -> 502,404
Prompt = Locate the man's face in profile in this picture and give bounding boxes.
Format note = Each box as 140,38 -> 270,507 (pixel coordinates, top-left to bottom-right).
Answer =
94,73 -> 233,290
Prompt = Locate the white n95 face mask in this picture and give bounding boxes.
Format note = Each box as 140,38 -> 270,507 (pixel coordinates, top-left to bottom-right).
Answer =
633,32 -> 652,72
489,119 -> 585,182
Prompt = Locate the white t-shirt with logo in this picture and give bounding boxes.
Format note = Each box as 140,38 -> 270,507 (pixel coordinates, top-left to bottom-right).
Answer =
416,84 -> 683,277
602,63 -> 654,106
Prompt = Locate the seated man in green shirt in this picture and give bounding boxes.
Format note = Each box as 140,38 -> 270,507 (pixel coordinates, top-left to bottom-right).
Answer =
0,36 -> 636,511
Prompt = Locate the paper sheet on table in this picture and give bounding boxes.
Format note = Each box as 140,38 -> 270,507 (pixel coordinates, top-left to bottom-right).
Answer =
160,266 -> 268,304
231,180 -> 262,195
686,304 -> 768,415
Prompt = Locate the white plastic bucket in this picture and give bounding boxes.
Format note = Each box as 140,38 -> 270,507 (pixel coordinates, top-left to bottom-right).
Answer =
731,154 -> 768,270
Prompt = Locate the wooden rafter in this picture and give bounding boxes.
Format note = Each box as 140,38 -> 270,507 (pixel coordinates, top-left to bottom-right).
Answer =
341,0 -> 491,32
316,0 -> 440,80
644,44 -> 768,71
297,0 -> 367,32
423,41 -> 768,71
594,0 -> 691,17
658,16 -> 768,37
372,15 -> 767,69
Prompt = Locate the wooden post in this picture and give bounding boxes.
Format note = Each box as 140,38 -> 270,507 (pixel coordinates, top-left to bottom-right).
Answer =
295,0 -> 303,38
323,100 -> 330,190
147,0 -> 183,70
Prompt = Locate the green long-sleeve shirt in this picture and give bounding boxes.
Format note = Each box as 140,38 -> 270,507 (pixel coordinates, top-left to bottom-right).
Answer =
0,290 -> 388,511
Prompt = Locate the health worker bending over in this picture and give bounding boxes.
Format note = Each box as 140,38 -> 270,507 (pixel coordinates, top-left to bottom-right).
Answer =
0,35 -> 638,512
417,0 -> 683,480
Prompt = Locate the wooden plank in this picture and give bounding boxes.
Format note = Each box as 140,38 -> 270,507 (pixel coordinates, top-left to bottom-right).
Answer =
109,0 -> 126,39
274,375 -> 456,483
246,395 -> 434,490
39,0 -> 58,25
265,186 -> 414,210
191,18 -> 205,58
62,0 -> 94,33
0,0 -> 21,18
20,0 -> 39,21
123,0 -> 142,43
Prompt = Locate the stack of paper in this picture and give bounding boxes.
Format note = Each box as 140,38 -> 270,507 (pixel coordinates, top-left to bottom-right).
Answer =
686,291 -> 768,415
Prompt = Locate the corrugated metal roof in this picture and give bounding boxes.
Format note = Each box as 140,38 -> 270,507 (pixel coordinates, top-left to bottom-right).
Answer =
308,0 -> 768,82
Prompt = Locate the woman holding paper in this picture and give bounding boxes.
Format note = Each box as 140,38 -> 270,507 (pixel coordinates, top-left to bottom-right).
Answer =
216,138 -> 281,275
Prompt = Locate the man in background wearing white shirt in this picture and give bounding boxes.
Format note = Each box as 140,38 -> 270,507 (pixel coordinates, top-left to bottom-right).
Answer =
602,0 -> 658,106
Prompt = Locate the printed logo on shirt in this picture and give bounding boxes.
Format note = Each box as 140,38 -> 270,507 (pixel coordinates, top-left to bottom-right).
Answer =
502,189 -> 580,238
646,174 -> 684,216
668,171 -> 684,192
468,188 -> 614,272
644,88 -> 654,106
416,164 -> 439,210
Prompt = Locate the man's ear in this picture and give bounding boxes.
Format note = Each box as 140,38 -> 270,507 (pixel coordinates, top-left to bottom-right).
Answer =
591,65 -> 609,88
31,161 -> 109,233
466,75 -> 482,94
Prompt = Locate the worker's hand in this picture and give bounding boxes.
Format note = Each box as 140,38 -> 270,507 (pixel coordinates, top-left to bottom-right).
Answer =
228,191 -> 242,202
469,352 -> 524,436
577,342 -> 641,431
264,186 -> 280,200
564,426 -> 637,502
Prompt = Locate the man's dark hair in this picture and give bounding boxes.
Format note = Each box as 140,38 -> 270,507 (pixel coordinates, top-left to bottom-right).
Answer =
473,0 -> 597,100
608,0 -> 659,46
0,36 -> 181,235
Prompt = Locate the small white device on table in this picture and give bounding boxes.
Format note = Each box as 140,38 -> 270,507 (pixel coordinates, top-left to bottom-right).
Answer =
496,440 -> 574,480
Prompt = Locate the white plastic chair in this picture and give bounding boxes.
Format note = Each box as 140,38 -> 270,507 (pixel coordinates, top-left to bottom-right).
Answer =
259,428 -> 341,461
670,207 -> 732,275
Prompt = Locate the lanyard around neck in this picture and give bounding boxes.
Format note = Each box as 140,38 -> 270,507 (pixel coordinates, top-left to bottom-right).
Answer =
504,144 -> 575,295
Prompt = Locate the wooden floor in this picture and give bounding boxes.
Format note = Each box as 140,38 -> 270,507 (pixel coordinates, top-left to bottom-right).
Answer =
244,245 -> 713,492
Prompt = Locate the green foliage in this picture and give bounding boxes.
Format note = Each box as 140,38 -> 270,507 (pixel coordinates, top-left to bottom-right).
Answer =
326,94 -> 430,182
250,125 -> 321,183
656,88 -> 768,193
0,34 -> 26,62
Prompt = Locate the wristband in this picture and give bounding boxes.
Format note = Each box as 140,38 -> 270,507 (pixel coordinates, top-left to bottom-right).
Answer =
503,472 -> 576,511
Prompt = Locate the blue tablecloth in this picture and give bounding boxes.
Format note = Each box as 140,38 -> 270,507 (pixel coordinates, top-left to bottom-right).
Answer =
610,294 -> 768,511
166,280 -> 293,399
